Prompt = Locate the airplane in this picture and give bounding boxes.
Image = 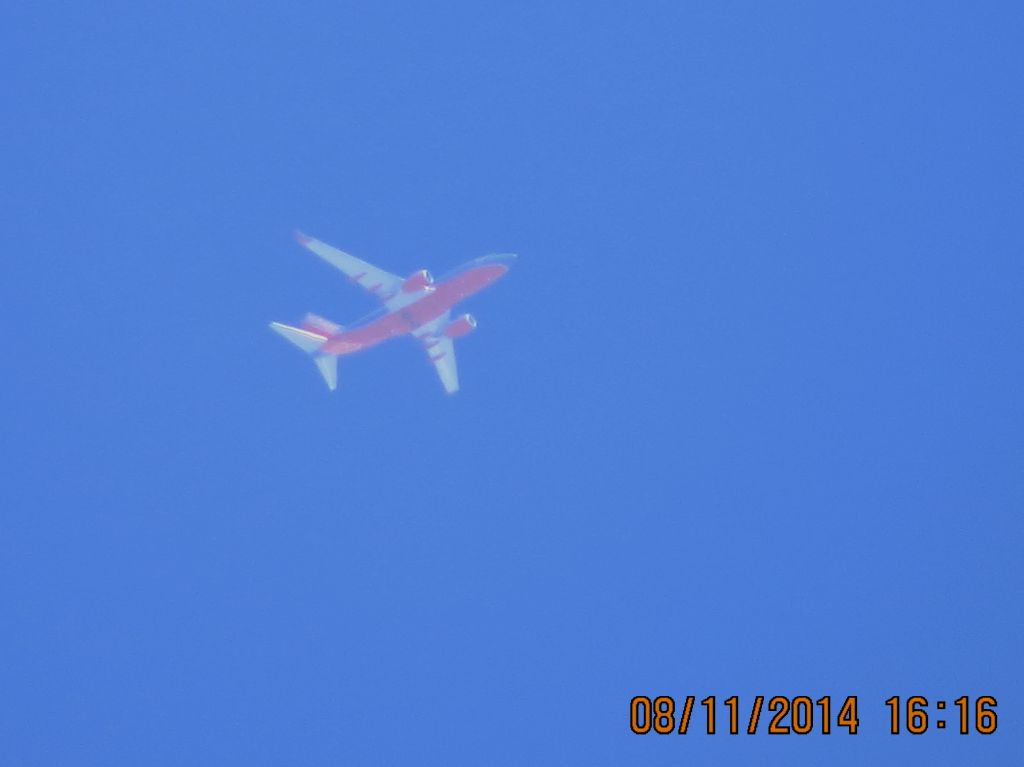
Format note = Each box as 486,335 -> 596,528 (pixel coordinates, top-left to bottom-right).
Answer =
270,232 -> 516,394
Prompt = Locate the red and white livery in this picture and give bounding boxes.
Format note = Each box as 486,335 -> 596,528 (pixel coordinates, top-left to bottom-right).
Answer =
270,232 -> 516,394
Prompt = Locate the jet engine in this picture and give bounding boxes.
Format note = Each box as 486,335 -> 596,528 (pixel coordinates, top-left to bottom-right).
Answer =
402,269 -> 434,293
444,313 -> 477,338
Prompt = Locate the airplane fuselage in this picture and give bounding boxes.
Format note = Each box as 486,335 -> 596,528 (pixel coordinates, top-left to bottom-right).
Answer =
321,254 -> 514,355
271,233 -> 515,393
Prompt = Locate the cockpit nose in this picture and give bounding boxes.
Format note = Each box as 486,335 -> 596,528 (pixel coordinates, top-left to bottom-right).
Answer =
478,252 -> 517,269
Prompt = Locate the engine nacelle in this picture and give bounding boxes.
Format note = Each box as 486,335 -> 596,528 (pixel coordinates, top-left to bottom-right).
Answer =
402,269 -> 434,293
444,313 -> 477,339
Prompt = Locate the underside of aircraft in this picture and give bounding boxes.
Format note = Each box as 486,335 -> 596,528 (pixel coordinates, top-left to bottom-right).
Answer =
270,232 -> 515,394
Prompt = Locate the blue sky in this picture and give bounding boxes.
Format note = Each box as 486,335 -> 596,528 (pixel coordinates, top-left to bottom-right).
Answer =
1,2 -> 1021,764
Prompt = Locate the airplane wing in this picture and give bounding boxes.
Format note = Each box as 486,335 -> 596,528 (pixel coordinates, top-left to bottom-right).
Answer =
295,231 -> 404,302
414,313 -> 460,394
425,335 -> 459,394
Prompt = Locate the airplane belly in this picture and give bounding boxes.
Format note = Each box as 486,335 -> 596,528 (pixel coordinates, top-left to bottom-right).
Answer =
405,265 -> 508,325
322,312 -> 413,354
274,236 -> 513,392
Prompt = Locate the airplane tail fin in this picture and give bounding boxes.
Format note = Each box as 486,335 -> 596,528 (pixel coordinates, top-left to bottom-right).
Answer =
302,313 -> 343,336
269,321 -> 339,391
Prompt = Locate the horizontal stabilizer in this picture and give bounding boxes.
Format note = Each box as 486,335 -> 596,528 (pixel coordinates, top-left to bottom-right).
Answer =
270,322 -> 339,391
269,321 -> 327,353
315,355 -> 338,390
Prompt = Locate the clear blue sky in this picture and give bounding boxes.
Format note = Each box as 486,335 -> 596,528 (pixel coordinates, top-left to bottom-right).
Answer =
2,2 -> 1021,764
